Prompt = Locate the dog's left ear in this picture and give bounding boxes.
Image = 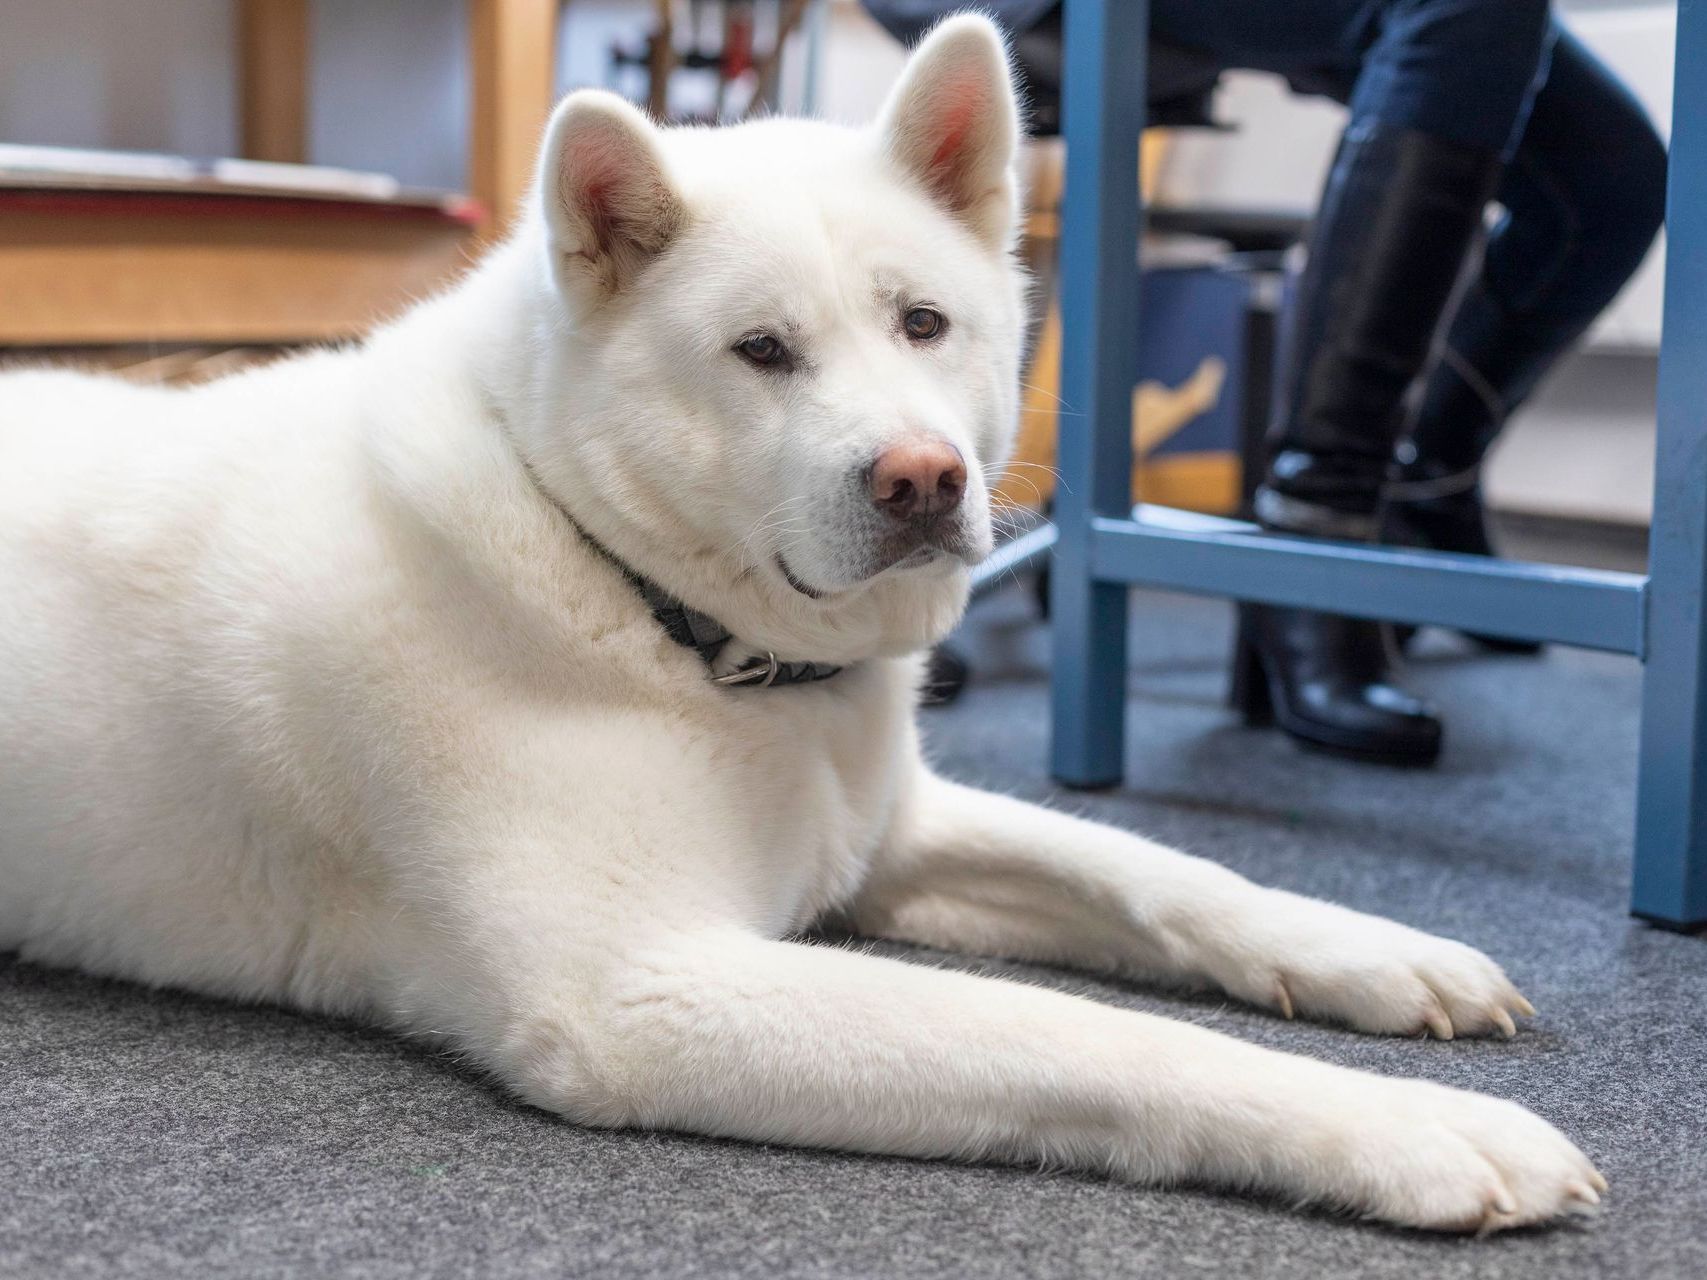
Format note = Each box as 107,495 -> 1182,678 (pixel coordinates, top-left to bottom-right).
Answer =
539,89 -> 686,297
878,15 -> 1022,249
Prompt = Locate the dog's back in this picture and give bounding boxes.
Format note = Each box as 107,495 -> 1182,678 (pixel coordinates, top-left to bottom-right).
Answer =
0,357 -> 395,1003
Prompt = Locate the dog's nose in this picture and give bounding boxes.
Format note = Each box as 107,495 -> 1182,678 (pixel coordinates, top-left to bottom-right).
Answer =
869,441 -> 966,520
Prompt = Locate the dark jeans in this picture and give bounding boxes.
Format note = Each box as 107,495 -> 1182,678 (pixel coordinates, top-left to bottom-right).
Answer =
1146,0 -> 1667,461
864,0 -> 1668,464
1150,0 -> 1555,156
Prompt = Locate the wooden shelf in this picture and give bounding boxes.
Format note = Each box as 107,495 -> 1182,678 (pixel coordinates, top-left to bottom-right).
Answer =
3,0 -> 564,346
0,186 -> 481,346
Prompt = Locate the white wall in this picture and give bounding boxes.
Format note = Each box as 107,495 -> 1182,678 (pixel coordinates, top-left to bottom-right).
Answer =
309,0 -> 467,191
813,0 -> 905,123
1488,354 -> 1658,525
0,0 -> 237,157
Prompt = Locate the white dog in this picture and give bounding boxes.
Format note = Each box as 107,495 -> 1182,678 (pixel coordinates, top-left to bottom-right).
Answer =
0,16 -> 1603,1232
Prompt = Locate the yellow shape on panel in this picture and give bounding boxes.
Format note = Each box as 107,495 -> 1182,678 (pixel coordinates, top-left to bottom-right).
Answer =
994,302 -> 1241,516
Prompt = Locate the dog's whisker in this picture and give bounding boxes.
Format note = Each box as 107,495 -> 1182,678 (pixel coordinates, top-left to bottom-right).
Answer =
1018,381 -> 1077,411
734,496 -> 813,567
1005,461 -> 1065,479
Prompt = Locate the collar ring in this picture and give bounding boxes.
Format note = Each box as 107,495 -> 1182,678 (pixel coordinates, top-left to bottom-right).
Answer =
710,652 -> 781,688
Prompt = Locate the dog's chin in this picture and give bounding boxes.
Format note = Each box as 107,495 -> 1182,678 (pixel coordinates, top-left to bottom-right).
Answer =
776,554 -> 831,601
778,536 -> 980,603
777,508 -> 992,601
763,542 -> 972,659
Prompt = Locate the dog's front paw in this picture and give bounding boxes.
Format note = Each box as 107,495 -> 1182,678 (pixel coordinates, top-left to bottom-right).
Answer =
1310,1078 -> 1606,1233
1210,893 -> 1534,1039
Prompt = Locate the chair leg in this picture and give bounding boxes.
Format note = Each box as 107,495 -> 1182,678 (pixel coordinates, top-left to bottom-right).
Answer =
1631,0 -> 1707,930
1050,577 -> 1129,789
1632,586 -> 1707,926
1049,0 -> 1147,790
1632,424 -> 1707,928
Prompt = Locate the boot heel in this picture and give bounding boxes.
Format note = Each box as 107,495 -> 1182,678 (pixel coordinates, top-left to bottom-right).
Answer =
1229,607 -> 1273,725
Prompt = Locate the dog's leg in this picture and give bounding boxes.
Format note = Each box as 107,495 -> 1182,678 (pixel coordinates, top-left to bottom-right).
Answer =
504,930 -> 1601,1232
850,772 -> 1533,1039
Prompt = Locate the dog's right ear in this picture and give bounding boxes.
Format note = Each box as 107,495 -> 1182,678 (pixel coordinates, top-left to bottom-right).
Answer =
539,90 -> 685,297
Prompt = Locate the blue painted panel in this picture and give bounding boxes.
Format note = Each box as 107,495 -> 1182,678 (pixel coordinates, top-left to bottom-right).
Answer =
1135,267 -> 1252,460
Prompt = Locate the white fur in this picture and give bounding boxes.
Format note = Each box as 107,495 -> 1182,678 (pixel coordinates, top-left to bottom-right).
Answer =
0,16 -> 1602,1233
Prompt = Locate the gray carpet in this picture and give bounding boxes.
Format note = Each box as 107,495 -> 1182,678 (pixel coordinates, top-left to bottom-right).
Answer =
6,582 -> 1706,1279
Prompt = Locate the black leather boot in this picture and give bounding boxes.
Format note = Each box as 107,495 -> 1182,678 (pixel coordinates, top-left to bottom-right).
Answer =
1233,602 -> 1441,765
1382,460 -> 1542,654
1380,278 -> 1566,654
1236,124 -> 1504,766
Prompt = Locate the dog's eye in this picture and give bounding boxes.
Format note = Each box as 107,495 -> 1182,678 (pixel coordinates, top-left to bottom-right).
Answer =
736,334 -> 788,367
903,307 -> 945,341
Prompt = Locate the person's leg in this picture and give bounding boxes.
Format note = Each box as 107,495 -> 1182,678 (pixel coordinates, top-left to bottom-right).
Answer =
1384,26 -> 1667,648
1150,0 -> 1552,763
1151,0 -> 1548,154
1230,119 -> 1504,763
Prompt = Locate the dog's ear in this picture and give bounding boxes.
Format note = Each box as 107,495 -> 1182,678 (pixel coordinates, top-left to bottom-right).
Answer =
539,90 -> 686,296
877,15 -> 1022,249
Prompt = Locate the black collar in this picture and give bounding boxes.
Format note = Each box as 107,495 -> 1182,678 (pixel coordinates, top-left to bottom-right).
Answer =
575,522 -> 844,690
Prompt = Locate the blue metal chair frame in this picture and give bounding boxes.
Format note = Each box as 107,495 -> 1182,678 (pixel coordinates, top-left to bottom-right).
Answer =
1048,0 -> 1707,928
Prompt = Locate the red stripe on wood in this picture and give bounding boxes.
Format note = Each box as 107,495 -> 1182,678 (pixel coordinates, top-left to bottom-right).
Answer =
0,188 -> 485,226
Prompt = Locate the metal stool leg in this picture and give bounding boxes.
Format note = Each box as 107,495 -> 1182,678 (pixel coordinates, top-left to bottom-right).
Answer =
1633,0 -> 1707,928
1050,0 -> 1148,788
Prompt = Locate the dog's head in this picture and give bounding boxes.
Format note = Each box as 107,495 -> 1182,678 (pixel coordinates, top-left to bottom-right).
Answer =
506,15 -> 1026,664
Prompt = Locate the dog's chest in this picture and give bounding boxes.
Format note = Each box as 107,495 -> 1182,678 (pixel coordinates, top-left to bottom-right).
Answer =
710,663 -> 917,935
